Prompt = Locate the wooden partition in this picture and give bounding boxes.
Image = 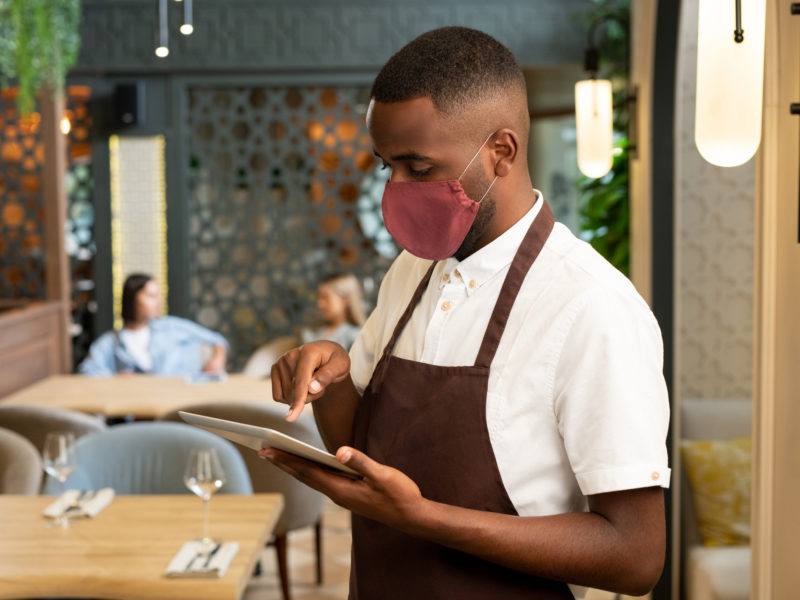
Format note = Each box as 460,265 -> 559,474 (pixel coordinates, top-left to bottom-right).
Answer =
0,89 -> 71,396
0,301 -> 65,398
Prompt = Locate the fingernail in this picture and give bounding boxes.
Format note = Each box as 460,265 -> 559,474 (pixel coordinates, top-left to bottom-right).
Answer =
338,448 -> 351,462
309,380 -> 321,393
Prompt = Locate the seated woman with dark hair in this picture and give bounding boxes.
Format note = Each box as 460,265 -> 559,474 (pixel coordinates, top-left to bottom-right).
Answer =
78,273 -> 229,377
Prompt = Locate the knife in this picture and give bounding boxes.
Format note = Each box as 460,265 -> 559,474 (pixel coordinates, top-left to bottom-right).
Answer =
201,543 -> 222,571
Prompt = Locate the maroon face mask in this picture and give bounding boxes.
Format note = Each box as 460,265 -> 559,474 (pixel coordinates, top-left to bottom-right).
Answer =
381,133 -> 498,260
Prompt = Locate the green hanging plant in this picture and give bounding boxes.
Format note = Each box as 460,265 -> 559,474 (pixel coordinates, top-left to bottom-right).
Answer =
0,0 -> 82,115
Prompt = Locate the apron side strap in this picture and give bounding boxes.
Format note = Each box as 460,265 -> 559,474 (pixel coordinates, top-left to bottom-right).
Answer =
475,203 -> 554,368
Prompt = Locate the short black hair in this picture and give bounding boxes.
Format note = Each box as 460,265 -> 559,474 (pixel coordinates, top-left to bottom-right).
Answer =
121,273 -> 152,323
371,26 -> 526,116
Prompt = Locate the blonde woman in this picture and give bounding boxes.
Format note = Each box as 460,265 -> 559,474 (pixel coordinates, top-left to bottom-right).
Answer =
300,273 -> 365,351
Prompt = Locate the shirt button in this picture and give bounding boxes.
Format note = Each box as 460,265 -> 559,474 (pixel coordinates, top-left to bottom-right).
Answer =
441,301 -> 451,311
454,270 -> 462,279
469,280 -> 476,288
442,273 -> 450,282
651,472 -> 660,481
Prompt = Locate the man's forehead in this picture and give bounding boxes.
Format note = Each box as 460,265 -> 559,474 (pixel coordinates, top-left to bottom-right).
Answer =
367,97 -> 462,150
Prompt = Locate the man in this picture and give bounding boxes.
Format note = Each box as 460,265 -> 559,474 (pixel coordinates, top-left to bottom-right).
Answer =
266,26 -> 670,599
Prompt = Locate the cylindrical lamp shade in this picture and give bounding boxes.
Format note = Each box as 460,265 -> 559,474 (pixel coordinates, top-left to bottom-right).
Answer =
695,0 -> 766,167
575,79 -> 613,178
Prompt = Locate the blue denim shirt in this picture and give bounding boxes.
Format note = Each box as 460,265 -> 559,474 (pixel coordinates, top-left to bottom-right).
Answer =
78,316 -> 229,376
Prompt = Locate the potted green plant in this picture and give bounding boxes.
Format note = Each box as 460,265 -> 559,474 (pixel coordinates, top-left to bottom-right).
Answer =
0,0 -> 82,114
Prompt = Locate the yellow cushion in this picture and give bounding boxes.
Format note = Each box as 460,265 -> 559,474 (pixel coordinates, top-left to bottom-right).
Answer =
680,437 -> 751,546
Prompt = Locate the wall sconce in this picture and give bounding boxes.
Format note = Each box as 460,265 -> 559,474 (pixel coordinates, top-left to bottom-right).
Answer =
695,0 -> 766,167
575,17 -> 636,179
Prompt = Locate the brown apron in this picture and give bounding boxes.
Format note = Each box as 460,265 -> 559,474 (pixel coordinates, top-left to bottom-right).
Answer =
350,202 -> 574,599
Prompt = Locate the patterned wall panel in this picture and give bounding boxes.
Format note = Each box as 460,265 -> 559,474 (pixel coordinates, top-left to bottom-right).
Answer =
76,0 -> 590,74
65,86 -> 97,365
109,135 -> 169,329
185,85 -> 395,369
0,90 -> 45,299
675,0 -> 754,400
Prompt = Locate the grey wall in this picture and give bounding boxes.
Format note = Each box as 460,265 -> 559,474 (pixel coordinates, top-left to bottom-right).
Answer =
76,0 -> 590,74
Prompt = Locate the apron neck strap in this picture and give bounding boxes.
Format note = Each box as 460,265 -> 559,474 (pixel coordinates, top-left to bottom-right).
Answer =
379,261 -> 438,361
474,201 -> 554,368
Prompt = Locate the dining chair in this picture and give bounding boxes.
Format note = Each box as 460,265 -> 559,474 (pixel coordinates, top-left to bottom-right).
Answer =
0,405 -> 107,455
159,401 -> 326,600
42,421 -> 252,495
241,336 -> 299,377
0,405 -> 107,491
0,427 -> 42,495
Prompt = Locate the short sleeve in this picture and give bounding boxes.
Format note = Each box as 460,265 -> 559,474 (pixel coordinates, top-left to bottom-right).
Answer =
349,306 -> 380,395
553,287 -> 671,495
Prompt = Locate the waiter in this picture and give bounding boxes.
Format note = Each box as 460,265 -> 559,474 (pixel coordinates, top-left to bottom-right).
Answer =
265,26 -> 670,599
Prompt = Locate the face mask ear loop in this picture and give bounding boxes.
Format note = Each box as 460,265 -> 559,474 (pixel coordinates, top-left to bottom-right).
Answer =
477,176 -> 499,203
458,131 -> 496,181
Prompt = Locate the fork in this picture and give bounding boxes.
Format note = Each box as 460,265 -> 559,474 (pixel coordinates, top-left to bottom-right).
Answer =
65,490 -> 94,515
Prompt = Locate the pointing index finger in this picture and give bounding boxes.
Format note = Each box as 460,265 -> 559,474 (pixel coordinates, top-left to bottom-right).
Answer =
286,349 -> 323,421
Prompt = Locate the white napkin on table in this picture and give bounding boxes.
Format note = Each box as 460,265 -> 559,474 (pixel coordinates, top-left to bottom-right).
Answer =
164,541 -> 239,578
43,488 -> 115,518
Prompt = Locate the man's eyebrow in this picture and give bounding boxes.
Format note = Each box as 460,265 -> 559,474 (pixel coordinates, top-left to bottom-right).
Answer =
373,149 -> 433,162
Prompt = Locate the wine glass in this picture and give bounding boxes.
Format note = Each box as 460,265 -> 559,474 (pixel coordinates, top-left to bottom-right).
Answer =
183,448 -> 226,553
42,432 -> 78,528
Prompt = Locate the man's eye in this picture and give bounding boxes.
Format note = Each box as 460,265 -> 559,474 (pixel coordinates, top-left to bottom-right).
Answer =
409,167 -> 432,177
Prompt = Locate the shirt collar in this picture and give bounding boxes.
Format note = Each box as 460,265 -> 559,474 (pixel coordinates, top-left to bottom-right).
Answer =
438,190 -> 544,296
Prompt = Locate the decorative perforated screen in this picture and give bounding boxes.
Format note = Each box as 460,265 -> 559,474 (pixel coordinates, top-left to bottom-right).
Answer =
184,85 -> 396,369
0,89 -> 46,299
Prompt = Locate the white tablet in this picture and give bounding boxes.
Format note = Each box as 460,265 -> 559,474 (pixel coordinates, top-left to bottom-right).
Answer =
178,411 -> 361,478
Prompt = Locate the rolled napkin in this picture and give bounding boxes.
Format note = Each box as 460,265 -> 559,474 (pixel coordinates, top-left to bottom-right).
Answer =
42,488 -> 115,519
79,488 -> 115,517
164,541 -> 239,578
43,489 -> 81,518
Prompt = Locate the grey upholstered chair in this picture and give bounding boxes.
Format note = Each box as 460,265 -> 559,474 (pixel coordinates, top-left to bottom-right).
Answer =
0,405 -> 107,454
0,405 -> 106,491
0,427 -> 43,495
159,401 -> 326,600
42,422 -> 252,495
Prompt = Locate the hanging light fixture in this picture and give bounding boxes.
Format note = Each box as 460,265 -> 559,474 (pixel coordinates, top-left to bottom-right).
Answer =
574,18 -> 632,179
155,0 -> 169,57
179,0 -> 194,35
695,0 -> 766,167
575,49 -> 614,179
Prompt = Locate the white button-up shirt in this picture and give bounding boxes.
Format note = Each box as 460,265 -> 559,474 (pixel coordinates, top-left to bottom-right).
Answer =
350,193 -> 671,521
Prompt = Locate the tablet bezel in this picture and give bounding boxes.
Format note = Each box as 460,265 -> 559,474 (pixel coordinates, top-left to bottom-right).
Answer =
178,411 -> 361,478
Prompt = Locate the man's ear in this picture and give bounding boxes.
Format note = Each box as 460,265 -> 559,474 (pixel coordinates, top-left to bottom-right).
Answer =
490,128 -> 519,177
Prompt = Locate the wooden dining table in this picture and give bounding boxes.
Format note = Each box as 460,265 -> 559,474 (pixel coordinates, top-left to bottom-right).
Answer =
0,373 -> 274,419
0,493 -> 283,600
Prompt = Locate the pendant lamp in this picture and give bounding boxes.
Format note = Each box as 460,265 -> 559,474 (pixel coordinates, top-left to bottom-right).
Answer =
180,0 -> 194,35
574,18 -> 632,179
155,0 -> 169,57
695,0 -> 766,167
575,77 -> 614,178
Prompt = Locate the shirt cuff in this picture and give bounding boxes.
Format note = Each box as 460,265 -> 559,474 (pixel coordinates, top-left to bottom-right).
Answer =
575,465 -> 671,495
